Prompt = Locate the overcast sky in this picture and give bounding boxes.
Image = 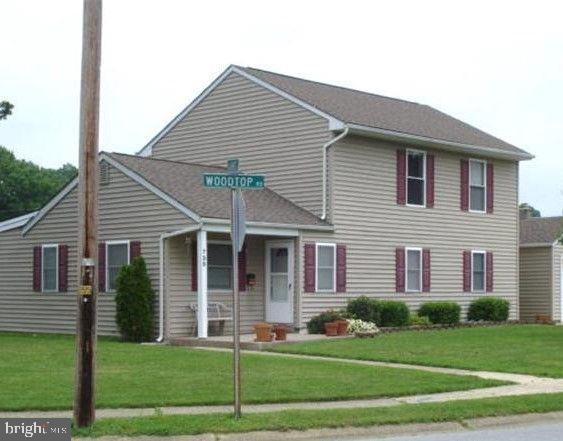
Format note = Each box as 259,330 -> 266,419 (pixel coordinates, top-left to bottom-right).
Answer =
1,0 -> 562,215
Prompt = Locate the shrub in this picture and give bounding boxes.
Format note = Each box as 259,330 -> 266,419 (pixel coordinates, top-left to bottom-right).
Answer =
418,302 -> 461,325
307,310 -> 342,334
347,319 -> 379,333
378,301 -> 410,327
409,313 -> 431,326
468,297 -> 510,322
115,256 -> 155,342
346,296 -> 380,324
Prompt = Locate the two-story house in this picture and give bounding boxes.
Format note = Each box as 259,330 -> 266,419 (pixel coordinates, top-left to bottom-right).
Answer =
0,65 -> 533,339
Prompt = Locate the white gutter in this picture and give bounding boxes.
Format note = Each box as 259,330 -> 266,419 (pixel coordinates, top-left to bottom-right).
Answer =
200,217 -> 334,232
156,225 -> 201,342
321,127 -> 349,220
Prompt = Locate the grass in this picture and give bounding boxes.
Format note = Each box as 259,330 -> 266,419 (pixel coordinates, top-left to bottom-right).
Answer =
0,332 -> 504,411
272,325 -> 563,378
73,393 -> 563,437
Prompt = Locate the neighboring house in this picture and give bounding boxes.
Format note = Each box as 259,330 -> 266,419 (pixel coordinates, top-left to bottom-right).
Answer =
519,215 -> 563,323
0,65 -> 533,339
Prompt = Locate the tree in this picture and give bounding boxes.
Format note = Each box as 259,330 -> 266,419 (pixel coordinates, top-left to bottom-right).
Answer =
0,101 -> 14,120
519,202 -> 541,218
115,257 -> 155,342
0,146 -> 77,221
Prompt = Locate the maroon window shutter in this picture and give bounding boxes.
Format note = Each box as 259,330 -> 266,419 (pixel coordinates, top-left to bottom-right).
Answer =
422,249 -> 431,292
129,241 -> 141,261
191,241 -> 197,292
98,242 -> 106,292
396,149 -> 406,205
395,247 -> 405,293
304,243 -> 316,293
460,159 -> 469,211
463,250 -> 471,292
486,163 -> 494,214
33,246 -> 42,292
426,154 -> 435,208
336,244 -> 347,293
58,244 -> 69,292
486,251 -> 493,292
238,242 -> 247,292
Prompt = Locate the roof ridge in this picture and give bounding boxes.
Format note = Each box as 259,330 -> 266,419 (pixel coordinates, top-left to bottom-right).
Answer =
241,66 -> 422,107
521,216 -> 563,221
108,151 -> 226,170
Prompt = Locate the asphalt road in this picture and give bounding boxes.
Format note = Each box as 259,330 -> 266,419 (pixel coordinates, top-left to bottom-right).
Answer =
337,421 -> 563,441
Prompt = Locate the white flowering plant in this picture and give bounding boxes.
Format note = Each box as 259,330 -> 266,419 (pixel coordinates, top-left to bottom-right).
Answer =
346,318 -> 379,333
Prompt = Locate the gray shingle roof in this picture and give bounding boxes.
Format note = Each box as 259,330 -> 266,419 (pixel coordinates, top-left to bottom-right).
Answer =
107,153 -> 328,227
240,66 -> 530,157
520,217 -> 563,245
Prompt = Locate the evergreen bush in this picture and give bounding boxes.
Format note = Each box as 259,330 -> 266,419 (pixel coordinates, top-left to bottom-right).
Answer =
418,302 -> 461,325
468,297 -> 510,322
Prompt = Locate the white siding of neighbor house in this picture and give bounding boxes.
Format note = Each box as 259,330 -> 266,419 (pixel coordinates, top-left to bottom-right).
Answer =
0,162 -> 192,336
552,243 -> 563,322
519,246 -> 553,322
150,72 -> 331,217
299,135 -> 520,322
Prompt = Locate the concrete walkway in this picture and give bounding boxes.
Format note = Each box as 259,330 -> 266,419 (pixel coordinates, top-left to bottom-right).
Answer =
2,349 -> 562,419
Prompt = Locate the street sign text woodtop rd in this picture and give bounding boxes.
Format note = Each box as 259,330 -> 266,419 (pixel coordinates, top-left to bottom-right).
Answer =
203,174 -> 265,189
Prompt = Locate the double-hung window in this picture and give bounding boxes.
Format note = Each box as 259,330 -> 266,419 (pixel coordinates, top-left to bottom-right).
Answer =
471,251 -> 486,292
106,241 -> 129,291
42,244 -> 58,292
406,248 -> 422,292
407,150 -> 426,206
316,243 -> 335,291
469,160 -> 486,212
208,242 -> 233,290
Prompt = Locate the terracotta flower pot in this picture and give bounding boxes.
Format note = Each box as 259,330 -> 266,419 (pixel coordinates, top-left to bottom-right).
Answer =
335,320 -> 348,336
273,324 -> 288,341
324,321 -> 339,337
254,323 -> 273,342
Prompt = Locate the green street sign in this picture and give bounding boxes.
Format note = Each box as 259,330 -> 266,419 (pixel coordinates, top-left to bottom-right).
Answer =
203,173 -> 265,189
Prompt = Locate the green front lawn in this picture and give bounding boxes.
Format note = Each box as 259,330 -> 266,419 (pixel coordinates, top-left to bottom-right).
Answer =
74,393 -> 563,437
0,333 -> 503,411
272,325 -> 563,378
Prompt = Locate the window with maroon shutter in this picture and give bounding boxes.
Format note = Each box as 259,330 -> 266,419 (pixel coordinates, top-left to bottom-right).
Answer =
395,247 -> 405,293
486,163 -> 494,214
422,249 -> 431,292
129,241 -> 141,261
426,155 -> 435,208
191,241 -> 197,292
463,250 -> 471,292
460,160 -> 469,211
396,149 -> 406,205
98,242 -> 106,292
486,251 -> 493,292
58,244 -> 69,292
41,245 -> 58,292
471,251 -> 486,292
238,242 -> 247,292
33,246 -> 42,292
304,243 -> 316,293
336,244 -> 346,293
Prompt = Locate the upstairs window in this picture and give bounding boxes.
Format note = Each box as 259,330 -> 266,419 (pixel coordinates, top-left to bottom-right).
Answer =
316,243 -> 336,291
469,160 -> 486,212
208,243 -> 233,290
407,151 -> 426,206
106,242 -> 129,291
42,245 -> 58,292
472,251 -> 486,292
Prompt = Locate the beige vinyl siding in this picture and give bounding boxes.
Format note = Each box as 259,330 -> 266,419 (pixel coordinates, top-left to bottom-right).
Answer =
0,162 -> 192,336
552,243 -> 563,322
519,246 -> 553,322
150,72 -> 331,217
165,233 -> 268,338
300,135 -> 520,322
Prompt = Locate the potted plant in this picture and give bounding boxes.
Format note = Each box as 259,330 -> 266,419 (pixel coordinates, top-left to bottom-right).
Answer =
335,319 -> 348,336
273,324 -> 288,341
324,321 -> 339,336
254,323 -> 273,342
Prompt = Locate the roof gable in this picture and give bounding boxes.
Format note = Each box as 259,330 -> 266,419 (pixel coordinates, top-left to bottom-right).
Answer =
520,216 -> 563,245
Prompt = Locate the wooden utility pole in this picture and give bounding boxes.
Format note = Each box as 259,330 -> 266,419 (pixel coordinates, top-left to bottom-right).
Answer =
74,0 -> 102,428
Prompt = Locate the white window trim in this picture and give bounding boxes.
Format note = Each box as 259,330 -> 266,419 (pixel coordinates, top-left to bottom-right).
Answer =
207,240 -> 234,292
471,250 -> 487,293
405,247 -> 423,293
41,244 -> 59,293
105,240 -> 130,293
315,243 -> 336,292
406,149 -> 427,208
468,159 -> 487,214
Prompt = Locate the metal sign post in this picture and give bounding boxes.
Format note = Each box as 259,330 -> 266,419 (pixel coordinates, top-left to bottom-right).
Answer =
203,159 -> 263,419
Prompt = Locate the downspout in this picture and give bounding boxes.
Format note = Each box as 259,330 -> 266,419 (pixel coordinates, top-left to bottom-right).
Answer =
321,127 -> 349,220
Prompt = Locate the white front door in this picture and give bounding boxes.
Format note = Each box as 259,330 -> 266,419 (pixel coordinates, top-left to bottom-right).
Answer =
265,241 -> 294,323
